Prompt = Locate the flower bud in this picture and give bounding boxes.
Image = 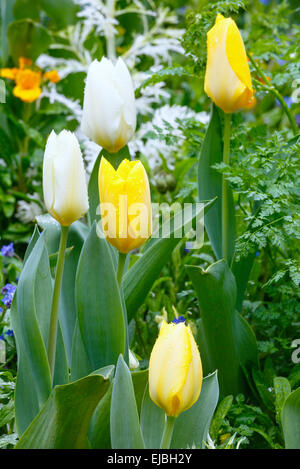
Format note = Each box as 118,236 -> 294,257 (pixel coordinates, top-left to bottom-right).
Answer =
81,57 -> 136,153
98,157 -> 152,253
43,130 -> 89,226
149,319 -> 202,417
204,14 -> 254,113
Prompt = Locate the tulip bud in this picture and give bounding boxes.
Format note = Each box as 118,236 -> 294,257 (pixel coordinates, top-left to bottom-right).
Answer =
98,157 -> 152,253
43,130 -> 89,226
204,14 -> 255,113
81,57 -> 136,153
149,319 -> 202,417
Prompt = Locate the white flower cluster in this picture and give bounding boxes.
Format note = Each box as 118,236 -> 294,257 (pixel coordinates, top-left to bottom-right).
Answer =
129,105 -> 209,170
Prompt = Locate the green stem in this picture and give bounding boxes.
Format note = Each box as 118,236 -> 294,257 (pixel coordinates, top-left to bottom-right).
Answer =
222,113 -> 231,262
160,415 -> 176,449
117,252 -> 127,287
48,225 -> 69,382
271,88 -> 298,136
248,53 -> 298,136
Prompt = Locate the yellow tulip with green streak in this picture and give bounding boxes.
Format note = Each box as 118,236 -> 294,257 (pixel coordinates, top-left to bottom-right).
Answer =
98,157 -> 152,253
204,13 -> 255,113
149,319 -> 203,417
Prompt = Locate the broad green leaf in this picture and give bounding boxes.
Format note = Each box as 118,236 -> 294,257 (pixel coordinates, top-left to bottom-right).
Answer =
123,198 -> 216,322
171,371 -> 219,449
131,369 -> 148,416
282,386 -> 300,449
70,320 -> 92,382
11,232 -> 69,434
7,19 -> 51,63
274,377 -> 291,425
14,235 -> 52,407
59,221 -> 89,364
76,223 -> 125,371
186,259 -> 257,397
197,104 -> 235,264
110,355 -> 145,449
88,384 -> 112,449
232,251 -> 256,312
140,383 -> 165,449
37,215 -> 89,365
16,369 -> 112,449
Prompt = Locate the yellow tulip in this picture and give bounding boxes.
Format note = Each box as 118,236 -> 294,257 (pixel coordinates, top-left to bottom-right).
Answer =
98,157 -> 152,253
204,13 -> 255,113
149,318 -> 203,417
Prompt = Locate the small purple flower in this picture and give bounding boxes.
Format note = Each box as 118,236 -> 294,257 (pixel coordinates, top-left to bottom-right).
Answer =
277,59 -> 286,66
172,316 -> 186,324
295,115 -> 300,127
184,242 -> 193,253
1,284 -> 16,308
5,329 -> 14,337
0,243 -> 14,258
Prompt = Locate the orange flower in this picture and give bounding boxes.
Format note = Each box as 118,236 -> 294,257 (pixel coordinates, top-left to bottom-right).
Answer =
44,70 -> 60,83
18,57 -> 33,70
13,69 -> 42,103
0,68 -> 19,80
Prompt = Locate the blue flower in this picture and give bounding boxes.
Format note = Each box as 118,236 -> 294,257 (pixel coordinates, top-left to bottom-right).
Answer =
172,316 -> 186,324
184,242 -> 193,253
1,284 -> 16,308
5,329 -> 14,337
295,115 -> 300,127
0,334 -> 4,341
0,243 -> 14,258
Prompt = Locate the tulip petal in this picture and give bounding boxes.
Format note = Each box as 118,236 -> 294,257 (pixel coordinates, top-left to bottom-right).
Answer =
204,14 -> 254,113
46,130 -> 89,226
98,157 -> 151,253
81,57 -> 136,152
179,326 -> 203,413
149,321 -> 193,417
226,20 -> 252,93
43,130 -> 57,214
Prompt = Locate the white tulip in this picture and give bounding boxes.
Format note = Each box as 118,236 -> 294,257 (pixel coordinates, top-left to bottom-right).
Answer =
43,130 -> 89,226
81,57 -> 136,153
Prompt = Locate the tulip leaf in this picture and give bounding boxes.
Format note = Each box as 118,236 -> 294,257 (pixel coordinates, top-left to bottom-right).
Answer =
140,383 -> 165,449
186,259 -> 258,397
88,383 -> 113,449
123,198 -> 216,322
281,386 -> 300,449
131,369 -> 149,416
197,104 -> 235,264
76,223 -> 125,371
13,235 -> 52,412
11,232 -> 69,435
16,368 -> 112,449
232,251 -> 256,312
110,355 -> 145,449
70,320 -> 92,381
171,371 -> 219,449
37,215 -> 89,366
